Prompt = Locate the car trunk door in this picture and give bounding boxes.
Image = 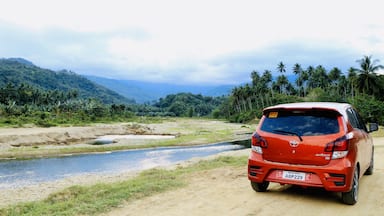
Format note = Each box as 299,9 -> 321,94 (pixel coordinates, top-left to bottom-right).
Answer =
259,132 -> 339,166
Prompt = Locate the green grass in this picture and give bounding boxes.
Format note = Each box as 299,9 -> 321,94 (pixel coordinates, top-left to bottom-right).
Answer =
0,155 -> 247,216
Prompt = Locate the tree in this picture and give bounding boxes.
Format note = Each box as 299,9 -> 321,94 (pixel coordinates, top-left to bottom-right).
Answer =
277,61 -> 286,74
328,67 -> 341,86
308,65 -> 329,89
293,63 -> 305,96
275,75 -> 289,94
353,55 -> 384,95
347,67 -> 358,98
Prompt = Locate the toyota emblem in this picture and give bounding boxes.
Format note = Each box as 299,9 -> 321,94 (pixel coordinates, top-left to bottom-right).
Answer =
289,140 -> 299,147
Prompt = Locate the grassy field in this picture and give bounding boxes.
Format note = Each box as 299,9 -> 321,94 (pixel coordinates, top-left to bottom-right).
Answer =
0,156 -> 247,216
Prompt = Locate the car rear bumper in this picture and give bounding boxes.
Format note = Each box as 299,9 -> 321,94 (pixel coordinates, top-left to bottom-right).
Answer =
248,153 -> 355,192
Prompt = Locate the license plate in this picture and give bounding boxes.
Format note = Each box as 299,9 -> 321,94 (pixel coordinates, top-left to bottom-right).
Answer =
282,171 -> 306,181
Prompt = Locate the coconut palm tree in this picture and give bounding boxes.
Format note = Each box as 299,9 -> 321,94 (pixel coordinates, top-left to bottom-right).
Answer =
293,63 -> 304,96
347,67 -> 358,98
276,62 -> 287,94
277,61 -> 286,74
353,55 -> 384,95
276,74 -> 289,94
328,67 -> 341,86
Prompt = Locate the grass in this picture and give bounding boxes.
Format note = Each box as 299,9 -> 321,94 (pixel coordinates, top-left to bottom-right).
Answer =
0,155 -> 248,216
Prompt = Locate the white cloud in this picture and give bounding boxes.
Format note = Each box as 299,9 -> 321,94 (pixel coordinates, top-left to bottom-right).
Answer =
0,0 -> 383,84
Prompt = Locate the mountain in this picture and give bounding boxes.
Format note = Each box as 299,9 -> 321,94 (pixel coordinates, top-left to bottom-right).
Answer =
86,76 -> 234,104
0,58 -> 134,104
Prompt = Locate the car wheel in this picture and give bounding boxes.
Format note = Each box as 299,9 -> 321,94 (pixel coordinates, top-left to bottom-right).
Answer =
251,181 -> 269,192
342,168 -> 359,205
364,147 -> 374,175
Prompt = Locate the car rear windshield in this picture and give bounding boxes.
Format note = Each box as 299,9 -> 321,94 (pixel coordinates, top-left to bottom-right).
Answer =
260,109 -> 340,136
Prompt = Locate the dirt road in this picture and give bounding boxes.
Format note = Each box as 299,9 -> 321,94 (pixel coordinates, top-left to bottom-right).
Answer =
105,137 -> 384,216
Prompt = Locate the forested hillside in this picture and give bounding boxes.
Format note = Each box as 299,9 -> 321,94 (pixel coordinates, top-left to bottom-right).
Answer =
218,55 -> 384,125
0,58 -> 134,104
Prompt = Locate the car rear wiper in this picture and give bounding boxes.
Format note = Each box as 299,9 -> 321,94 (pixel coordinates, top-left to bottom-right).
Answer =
273,130 -> 303,141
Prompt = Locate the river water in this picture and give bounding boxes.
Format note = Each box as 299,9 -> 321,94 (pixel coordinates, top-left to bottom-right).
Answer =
0,140 -> 250,189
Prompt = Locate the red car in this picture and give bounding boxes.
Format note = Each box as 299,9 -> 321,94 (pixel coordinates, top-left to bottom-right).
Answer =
248,102 -> 378,205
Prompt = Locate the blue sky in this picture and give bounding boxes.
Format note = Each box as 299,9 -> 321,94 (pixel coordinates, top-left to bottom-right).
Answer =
1,0 -> 383,85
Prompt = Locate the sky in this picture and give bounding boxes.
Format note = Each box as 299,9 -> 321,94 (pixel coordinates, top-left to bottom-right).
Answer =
1,0 -> 383,85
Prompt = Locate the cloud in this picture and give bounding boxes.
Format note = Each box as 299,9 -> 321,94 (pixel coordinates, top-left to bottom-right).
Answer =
0,0 -> 383,85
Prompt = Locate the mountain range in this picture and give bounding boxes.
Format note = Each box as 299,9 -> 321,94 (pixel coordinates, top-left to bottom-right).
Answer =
0,58 -> 133,104
86,76 -> 234,103
1,58 -> 234,104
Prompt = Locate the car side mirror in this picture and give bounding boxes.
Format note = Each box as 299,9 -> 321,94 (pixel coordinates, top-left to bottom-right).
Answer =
368,123 -> 379,133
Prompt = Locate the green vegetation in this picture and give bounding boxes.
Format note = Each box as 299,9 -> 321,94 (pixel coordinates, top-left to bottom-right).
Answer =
218,55 -> 384,124
153,93 -> 226,117
0,59 -> 133,104
0,155 -> 247,216
2,56 -> 383,127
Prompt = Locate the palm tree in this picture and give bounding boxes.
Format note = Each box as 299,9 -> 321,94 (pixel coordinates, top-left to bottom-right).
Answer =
328,67 -> 341,86
276,75 -> 289,94
306,66 -> 315,89
261,70 -> 274,102
251,70 -> 261,87
347,67 -> 358,98
353,55 -> 384,95
308,65 -> 329,89
261,70 -> 273,91
293,63 -> 304,96
277,61 -> 286,74
276,62 -> 287,94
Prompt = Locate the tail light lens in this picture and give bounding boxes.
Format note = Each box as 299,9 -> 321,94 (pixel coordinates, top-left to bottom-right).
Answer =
325,133 -> 353,159
251,133 -> 267,154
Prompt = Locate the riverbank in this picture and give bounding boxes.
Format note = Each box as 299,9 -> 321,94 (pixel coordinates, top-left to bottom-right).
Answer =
0,118 -> 254,160
0,118 -> 253,208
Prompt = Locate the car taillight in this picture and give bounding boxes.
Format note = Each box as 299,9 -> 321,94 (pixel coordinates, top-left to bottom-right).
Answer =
325,133 -> 353,159
251,133 -> 267,154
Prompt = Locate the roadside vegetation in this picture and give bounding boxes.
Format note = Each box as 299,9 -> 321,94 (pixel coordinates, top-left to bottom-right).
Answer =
0,155 -> 247,216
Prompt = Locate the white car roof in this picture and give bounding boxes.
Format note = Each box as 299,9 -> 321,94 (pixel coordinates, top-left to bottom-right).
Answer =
264,102 -> 351,118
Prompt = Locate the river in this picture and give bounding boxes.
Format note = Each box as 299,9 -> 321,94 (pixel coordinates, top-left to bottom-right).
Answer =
0,140 -> 250,189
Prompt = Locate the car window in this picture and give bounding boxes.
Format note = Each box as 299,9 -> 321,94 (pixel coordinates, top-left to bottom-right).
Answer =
347,108 -> 367,131
260,109 -> 340,136
347,108 -> 359,129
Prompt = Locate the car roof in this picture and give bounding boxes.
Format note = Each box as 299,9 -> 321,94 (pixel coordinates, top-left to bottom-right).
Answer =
263,102 -> 351,118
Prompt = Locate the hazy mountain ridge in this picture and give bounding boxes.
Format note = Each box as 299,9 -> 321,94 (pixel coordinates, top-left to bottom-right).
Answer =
86,76 -> 234,104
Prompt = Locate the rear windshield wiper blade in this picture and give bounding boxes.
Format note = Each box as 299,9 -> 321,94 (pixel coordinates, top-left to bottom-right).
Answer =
273,130 -> 303,141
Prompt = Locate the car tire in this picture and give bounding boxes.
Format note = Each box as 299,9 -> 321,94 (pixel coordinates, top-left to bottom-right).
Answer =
342,168 -> 359,205
364,147 -> 374,175
251,181 -> 269,192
